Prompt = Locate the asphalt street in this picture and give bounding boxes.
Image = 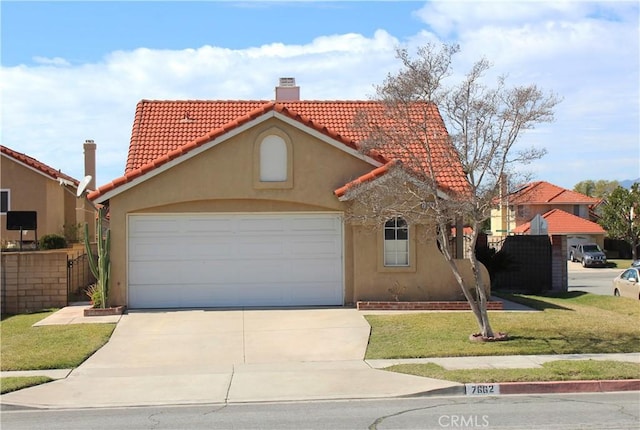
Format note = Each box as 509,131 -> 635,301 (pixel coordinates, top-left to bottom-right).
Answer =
567,262 -> 623,296
1,392 -> 638,430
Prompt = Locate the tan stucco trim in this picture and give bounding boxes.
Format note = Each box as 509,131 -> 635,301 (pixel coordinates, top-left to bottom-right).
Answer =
253,127 -> 294,189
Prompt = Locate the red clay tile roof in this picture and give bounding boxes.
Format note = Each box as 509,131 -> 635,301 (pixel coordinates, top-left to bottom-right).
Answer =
512,209 -> 606,235
1,145 -> 79,185
90,100 -> 469,200
509,181 -> 600,205
334,160 -> 399,198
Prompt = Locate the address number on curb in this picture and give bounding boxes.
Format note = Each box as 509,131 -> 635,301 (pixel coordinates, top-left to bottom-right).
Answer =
465,383 -> 500,395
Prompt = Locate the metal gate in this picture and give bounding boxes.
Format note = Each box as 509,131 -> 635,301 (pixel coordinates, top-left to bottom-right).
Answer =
67,252 -> 96,302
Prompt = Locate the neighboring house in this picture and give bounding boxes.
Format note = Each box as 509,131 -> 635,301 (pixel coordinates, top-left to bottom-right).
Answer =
490,181 -> 605,254
88,79 -> 486,309
0,145 -> 83,246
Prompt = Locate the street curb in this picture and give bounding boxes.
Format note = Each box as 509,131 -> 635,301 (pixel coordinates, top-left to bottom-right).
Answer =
496,379 -> 640,395
399,380 -> 640,399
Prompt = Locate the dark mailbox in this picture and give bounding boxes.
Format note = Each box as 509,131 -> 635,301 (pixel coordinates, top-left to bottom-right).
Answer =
6,211 -> 37,230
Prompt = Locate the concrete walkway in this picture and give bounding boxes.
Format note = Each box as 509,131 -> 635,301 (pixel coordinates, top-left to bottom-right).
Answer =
1,305 -> 638,408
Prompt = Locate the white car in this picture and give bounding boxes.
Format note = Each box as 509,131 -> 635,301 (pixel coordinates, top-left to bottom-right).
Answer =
613,267 -> 640,300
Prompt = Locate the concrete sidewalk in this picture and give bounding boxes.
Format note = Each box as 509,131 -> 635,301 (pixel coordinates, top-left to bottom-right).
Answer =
5,352 -> 639,379
366,352 -> 640,370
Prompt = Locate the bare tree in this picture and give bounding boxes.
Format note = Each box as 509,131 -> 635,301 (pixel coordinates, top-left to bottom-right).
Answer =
347,43 -> 560,339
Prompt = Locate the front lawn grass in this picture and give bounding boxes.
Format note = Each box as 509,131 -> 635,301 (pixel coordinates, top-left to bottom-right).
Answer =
1,376 -> 53,394
365,292 -> 640,359
386,360 -> 640,383
1,310 -> 115,370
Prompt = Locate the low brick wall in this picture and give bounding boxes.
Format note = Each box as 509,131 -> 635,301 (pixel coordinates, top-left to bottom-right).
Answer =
1,250 -> 69,315
356,301 -> 504,311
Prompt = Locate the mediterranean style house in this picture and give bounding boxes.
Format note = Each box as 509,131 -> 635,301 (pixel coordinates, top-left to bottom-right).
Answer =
88,79 -> 487,309
1,144 -> 94,247
490,180 -> 606,253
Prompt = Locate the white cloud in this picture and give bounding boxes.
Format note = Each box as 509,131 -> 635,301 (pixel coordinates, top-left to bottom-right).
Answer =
409,0 -> 639,187
1,31 -> 399,184
1,3 -> 638,190
32,56 -> 71,67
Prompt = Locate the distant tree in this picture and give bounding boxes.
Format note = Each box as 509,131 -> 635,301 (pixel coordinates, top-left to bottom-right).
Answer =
599,183 -> 640,260
347,43 -> 559,339
574,180 -> 619,198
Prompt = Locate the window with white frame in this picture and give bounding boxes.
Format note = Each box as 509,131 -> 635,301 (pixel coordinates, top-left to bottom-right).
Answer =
0,189 -> 9,214
384,217 -> 409,266
260,135 -> 287,182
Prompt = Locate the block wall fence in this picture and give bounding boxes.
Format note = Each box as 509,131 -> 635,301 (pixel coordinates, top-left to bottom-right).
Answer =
1,245 -> 92,315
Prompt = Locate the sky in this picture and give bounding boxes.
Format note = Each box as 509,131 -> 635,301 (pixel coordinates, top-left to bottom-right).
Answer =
1,0 -> 639,191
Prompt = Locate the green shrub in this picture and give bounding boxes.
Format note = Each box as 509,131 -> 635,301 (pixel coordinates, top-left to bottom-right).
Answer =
39,234 -> 67,250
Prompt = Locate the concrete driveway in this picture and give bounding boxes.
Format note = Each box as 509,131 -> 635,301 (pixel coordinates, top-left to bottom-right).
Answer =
2,308 -> 459,408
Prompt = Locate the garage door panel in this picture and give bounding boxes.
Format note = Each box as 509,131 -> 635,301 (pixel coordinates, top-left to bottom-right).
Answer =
286,260 -> 340,281
238,217 -> 285,232
130,239 -> 234,260
289,238 -> 340,255
290,216 -> 339,231
236,239 -> 284,257
184,218 -> 233,233
129,283 -> 340,308
128,213 -> 343,308
130,217 -> 180,235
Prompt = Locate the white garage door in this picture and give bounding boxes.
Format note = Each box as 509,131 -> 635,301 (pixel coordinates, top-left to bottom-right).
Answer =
128,213 -> 344,308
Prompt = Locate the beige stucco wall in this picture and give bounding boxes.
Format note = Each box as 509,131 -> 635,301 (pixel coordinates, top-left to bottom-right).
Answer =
351,224 -> 489,302
106,119 -> 375,306
104,118 -> 484,306
1,156 -> 79,244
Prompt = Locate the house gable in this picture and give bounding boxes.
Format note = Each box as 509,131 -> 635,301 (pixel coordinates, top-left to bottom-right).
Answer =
0,146 -> 79,241
91,100 -> 470,203
92,107 -> 383,203
512,209 -> 605,235
509,181 -> 600,206
1,145 -> 79,186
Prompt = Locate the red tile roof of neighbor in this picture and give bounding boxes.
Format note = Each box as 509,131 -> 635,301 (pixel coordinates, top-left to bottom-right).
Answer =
512,209 -> 606,235
1,145 -> 79,185
90,100 -> 469,200
509,181 -> 600,205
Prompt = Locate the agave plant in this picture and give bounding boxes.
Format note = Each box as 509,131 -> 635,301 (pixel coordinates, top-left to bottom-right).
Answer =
83,206 -> 110,309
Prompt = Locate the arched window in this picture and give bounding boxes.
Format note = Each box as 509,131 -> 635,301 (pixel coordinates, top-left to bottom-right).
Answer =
384,217 -> 409,266
260,135 -> 287,182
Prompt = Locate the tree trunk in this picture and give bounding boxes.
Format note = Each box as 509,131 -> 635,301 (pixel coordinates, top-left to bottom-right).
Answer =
437,225 -> 494,338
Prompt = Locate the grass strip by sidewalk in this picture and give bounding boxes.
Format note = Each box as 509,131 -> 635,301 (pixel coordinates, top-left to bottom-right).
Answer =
1,310 -> 115,371
386,360 -> 640,383
365,292 -> 640,359
1,377 -> 53,395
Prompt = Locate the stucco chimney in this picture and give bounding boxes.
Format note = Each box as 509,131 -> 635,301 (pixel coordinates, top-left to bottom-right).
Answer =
79,139 -> 97,242
275,77 -> 300,101
83,139 -> 97,189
